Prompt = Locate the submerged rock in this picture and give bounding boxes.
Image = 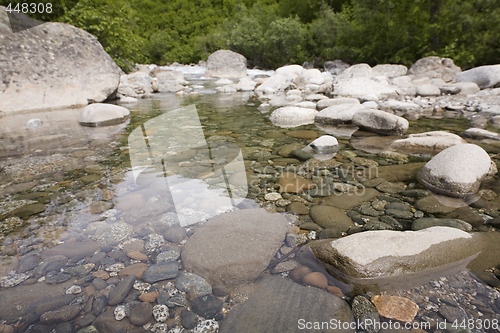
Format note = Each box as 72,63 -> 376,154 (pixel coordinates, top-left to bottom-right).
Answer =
219,276 -> 354,333
417,144 -> 494,197
311,226 -> 474,278
181,208 -> 288,288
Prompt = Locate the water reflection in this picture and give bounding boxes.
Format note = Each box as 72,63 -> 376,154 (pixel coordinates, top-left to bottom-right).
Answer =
128,104 -> 248,226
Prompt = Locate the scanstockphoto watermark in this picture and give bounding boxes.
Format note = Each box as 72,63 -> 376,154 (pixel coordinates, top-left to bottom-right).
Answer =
297,318 -> 432,331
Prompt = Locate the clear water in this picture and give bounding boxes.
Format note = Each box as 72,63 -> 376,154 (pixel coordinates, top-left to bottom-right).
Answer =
0,87 -> 499,331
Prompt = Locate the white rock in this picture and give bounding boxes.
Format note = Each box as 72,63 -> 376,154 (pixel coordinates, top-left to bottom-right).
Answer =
408,56 -> 461,82
352,109 -> 409,135
416,84 -> 441,96
216,85 -> 237,93
264,193 -> 283,201
314,104 -> 367,124
118,96 -> 138,103
316,98 -> 360,110
205,50 -> 247,78
312,227 -> 472,278
255,74 -> 293,95
153,69 -> 188,93
294,101 -> 317,109
66,285 -> 82,295
380,99 -> 420,113
463,128 -> 500,141
390,131 -> 466,155
338,63 -> 373,79
114,305 -> 127,321
153,304 -> 169,323
276,64 -> 305,80
391,75 -> 413,87
269,107 -> 317,128
372,64 -> 408,78
362,101 -> 379,109
235,77 -> 257,91
305,94 -> 328,102
418,143 -> 494,197
118,72 -> 153,97
453,82 -> 480,95
78,103 -> 130,127
305,135 -> 339,155
332,77 -> 399,101
456,64 -> 500,89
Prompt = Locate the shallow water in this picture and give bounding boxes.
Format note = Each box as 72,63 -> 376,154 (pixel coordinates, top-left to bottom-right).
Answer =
1,84 -> 500,331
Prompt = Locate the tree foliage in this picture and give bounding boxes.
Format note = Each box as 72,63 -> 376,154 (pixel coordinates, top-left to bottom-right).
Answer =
14,0 -> 500,70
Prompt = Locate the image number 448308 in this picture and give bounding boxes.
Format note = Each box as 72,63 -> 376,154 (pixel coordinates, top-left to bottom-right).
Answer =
5,2 -> 53,14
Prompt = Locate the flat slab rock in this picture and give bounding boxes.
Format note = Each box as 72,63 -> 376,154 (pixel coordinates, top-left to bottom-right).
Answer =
219,275 -> 354,333
181,208 -> 289,288
311,226 -> 476,279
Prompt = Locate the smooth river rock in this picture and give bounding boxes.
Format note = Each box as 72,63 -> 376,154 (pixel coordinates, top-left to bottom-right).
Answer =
417,144 -> 494,197
269,107 -> 317,128
0,8 -> 121,113
78,103 -> 130,127
219,275 -> 354,333
456,64 -> 500,89
205,49 -> 247,78
311,226 -> 474,278
181,208 -> 289,288
352,109 -> 409,135
390,131 -> 466,155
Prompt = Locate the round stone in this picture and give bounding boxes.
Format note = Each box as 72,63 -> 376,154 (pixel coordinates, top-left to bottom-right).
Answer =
302,272 -> 328,289
152,305 -> 169,323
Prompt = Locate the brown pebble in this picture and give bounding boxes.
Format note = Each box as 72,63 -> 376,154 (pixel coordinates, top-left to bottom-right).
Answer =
139,291 -> 159,303
83,285 -> 96,297
0,323 -> 14,333
127,251 -> 148,261
118,263 -> 148,279
302,272 -> 328,289
289,265 -> 311,282
102,190 -> 114,201
371,295 -> 419,322
326,286 -> 343,297
92,270 -> 109,280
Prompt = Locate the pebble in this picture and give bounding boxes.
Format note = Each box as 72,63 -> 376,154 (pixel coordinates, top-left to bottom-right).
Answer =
114,305 -> 127,321
181,309 -> 199,329
351,296 -> 380,333
139,291 -> 159,302
108,274 -> 136,306
92,270 -> 110,280
264,192 -> 282,201
118,263 -> 148,279
163,226 -> 188,243
0,324 -> 15,333
192,295 -> 223,319
175,272 -> 212,298
326,286 -> 343,297
194,319 -> 219,333
133,281 -> 152,292
66,285 -> 82,295
156,247 -> 181,263
153,304 -> 169,322
130,302 -> 153,326
0,272 -> 30,288
40,304 -> 82,323
143,262 -> 179,283
371,295 -> 419,322
302,272 -> 328,289
127,251 -> 148,261
145,234 -> 165,252
45,271 -> 72,284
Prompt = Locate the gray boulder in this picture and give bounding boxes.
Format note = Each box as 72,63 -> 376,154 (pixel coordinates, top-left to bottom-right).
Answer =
416,84 -> 441,96
316,97 -> 360,110
352,109 -> 409,135
311,226 -> 474,278
78,103 -> 130,127
408,56 -> 461,82
205,50 -> 247,78
456,64 -> 500,89
118,72 -> 152,97
372,64 -> 408,78
332,77 -> 399,101
269,107 -> 317,128
417,143 -> 494,197
315,104 -> 366,125
181,208 -> 288,288
0,8 -> 121,113
220,275 -> 354,333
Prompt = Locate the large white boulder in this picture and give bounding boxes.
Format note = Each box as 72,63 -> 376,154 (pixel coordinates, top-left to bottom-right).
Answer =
417,143 -> 494,197
372,64 -> 408,78
255,74 -> 293,95
311,227 -> 473,278
352,109 -> 409,135
205,50 -> 247,78
151,69 -> 188,93
118,72 -> 153,97
78,103 -> 130,127
269,107 -> 317,128
0,8 -> 121,113
456,64 -> 500,89
332,77 -> 399,101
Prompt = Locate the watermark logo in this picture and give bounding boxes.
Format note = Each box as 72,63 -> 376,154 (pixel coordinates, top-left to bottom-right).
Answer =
3,0 -> 79,33
128,104 -> 248,227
